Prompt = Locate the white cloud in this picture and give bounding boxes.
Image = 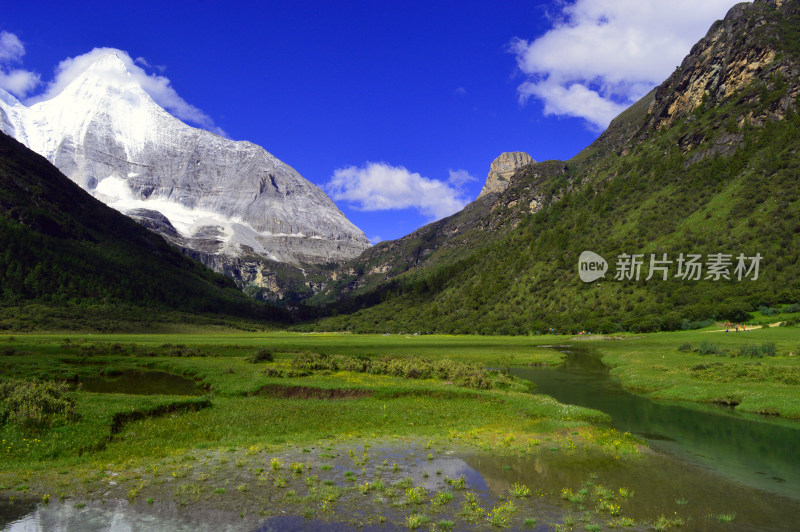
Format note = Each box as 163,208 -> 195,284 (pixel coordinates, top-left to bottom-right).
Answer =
325,162 -> 473,221
0,31 -> 40,98
0,32 -> 25,62
511,0 -> 747,129
28,47 -> 224,136
447,168 -> 477,187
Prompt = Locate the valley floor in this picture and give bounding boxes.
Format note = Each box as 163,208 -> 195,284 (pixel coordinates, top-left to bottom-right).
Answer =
1,329 -> 798,530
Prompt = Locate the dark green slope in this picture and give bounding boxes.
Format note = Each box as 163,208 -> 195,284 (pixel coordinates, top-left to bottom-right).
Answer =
302,0 -> 800,334
0,131 -> 273,330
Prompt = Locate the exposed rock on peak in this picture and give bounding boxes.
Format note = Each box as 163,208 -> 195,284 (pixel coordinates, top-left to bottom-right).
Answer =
0,50 -> 371,296
645,0 -> 800,133
478,151 -> 535,198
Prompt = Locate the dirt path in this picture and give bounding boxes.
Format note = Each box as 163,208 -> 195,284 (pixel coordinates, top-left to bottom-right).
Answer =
703,322 -> 782,333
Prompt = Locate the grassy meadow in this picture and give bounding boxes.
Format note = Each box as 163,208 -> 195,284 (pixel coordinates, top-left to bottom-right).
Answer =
1,326 -> 798,528
588,325 -> 800,419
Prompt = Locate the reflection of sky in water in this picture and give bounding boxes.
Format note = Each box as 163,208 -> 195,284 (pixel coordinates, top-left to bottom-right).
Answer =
1,447 -> 489,532
512,348 -> 800,499
76,370 -> 201,396
3,499 -> 211,532
5,436 -> 800,531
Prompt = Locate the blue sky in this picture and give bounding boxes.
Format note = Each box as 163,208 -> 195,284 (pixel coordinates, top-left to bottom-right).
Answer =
2,0 -> 742,243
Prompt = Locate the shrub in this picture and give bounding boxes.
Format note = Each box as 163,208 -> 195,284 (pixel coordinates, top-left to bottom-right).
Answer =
246,349 -> 274,363
338,355 -> 370,373
737,344 -> 761,358
291,352 -> 338,371
697,342 -> 719,356
260,367 -> 283,378
758,305 -> 778,316
680,318 -> 714,330
0,379 -> 79,429
783,303 -> 800,313
759,343 -> 777,357
336,354 -> 494,390
677,342 -> 693,352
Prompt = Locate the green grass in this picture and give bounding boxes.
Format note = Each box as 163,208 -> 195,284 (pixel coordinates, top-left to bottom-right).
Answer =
0,332 -> 606,483
584,326 -> 800,418
2,327 -> 796,531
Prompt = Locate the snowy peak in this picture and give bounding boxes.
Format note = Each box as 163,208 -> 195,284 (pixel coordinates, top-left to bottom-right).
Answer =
85,52 -> 129,74
0,48 -> 370,287
45,51 -> 153,108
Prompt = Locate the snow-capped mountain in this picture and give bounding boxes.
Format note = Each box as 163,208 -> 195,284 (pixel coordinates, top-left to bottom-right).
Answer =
0,52 -> 370,293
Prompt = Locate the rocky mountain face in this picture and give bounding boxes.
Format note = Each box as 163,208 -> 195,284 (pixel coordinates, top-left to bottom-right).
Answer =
0,53 -> 370,299
0,130 -> 266,326
647,0 -> 800,134
477,152 -> 534,198
299,0 -> 800,333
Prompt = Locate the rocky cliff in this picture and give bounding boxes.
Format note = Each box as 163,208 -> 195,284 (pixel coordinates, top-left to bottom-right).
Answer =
645,0 -> 800,137
477,151 -> 535,198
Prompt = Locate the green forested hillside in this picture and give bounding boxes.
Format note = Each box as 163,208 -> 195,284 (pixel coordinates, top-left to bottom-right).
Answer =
301,0 -> 800,334
0,132 -> 274,330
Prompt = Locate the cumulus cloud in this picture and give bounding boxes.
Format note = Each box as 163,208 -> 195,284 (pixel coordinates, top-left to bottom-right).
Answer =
28,47 -> 224,135
325,162 -> 475,221
0,31 -> 40,98
511,0 -> 747,129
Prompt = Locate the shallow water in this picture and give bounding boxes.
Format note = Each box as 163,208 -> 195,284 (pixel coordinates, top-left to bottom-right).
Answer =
3,440 -> 799,531
76,370 -> 202,396
468,448 -> 800,531
512,347 -> 800,498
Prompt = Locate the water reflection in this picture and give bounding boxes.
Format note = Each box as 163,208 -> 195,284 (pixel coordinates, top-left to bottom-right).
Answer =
77,370 -> 202,396
513,348 -> 800,498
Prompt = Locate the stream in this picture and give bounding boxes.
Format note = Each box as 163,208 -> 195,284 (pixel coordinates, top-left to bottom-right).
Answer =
512,347 -> 800,499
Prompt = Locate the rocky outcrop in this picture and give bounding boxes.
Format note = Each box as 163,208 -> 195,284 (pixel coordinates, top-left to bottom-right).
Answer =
478,152 -> 534,198
645,0 -> 800,134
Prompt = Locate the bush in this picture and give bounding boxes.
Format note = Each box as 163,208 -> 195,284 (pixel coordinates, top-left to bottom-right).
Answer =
677,342 -> 693,352
681,319 -> 714,331
291,352 -> 338,371
737,344 -> 761,358
759,305 -> 778,316
697,342 -> 719,356
783,303 -> 800,313
0,379 -> 79,429
246,348 -> 274,363
260,367 -> 283,378
759,343 -> 777,357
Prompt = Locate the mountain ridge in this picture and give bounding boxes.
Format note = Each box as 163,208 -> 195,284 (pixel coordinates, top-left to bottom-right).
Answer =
296,0 -> 800,333
0,51 -> 370,299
